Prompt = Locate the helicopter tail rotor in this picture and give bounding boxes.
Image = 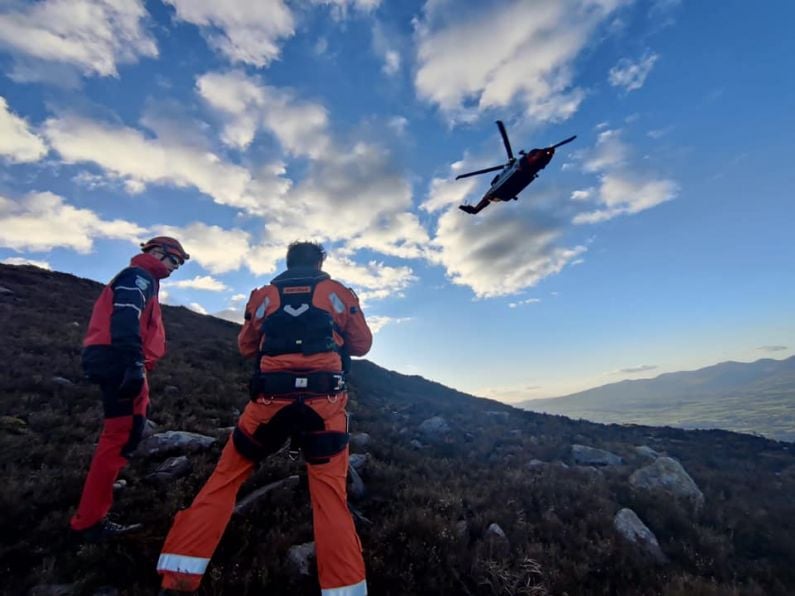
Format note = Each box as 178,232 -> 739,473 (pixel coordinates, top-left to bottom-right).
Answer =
496,120 -> 515,161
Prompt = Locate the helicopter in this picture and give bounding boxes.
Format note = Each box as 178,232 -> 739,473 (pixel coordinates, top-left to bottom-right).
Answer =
457,120 -> 576,215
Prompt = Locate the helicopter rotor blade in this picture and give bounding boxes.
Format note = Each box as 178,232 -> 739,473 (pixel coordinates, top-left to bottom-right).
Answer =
550,135 -> 577,150
455,164 -> 505,180
496,120 -> 515,161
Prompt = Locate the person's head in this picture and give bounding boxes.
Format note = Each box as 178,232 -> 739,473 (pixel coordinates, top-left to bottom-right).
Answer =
286,241 -> 326,270
140,236 -> 190,273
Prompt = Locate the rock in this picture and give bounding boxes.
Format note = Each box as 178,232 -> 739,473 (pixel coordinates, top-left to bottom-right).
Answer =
136,431 -> 216,456
113,479 -> 127,492
68,321 -> 81,328
147,456 -> 192,482
348,464 -> 366,500
509,429 -> 523,437
527,459 -> 545,469
635,445 -> 660,460
234,475 -> 300,515
142,419 -> 158,438
629,457 -> 704,511
486,523 -> 508,542
348,503 -> 372,526
572,444 -> 623,467
409,439 -> 424,449
0,416 -> 28,434
613,508 -> 667,563
0,286 -> 13,295
418,416 -> 451,442
163,385 -> 180,395
454,520 -> 468,538
349,453 -> 368,473
29,586 -> 75,596
350,432 -> 371,448
287,542 -> 315,576
51,376 -> 75,387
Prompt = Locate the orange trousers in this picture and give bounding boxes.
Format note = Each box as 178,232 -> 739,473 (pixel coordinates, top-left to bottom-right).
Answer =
157,394 -> 367,595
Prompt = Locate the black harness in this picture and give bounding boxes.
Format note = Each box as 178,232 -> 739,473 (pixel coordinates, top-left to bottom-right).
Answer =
250,270 -> 346,400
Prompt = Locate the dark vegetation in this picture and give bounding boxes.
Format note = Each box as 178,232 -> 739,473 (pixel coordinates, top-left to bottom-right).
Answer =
1,263 -> 794,595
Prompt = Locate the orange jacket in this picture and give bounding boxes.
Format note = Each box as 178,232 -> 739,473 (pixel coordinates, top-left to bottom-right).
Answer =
238,267 -> 372,372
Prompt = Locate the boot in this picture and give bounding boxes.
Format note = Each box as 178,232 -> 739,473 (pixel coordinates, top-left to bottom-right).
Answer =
79,518 -> 143,543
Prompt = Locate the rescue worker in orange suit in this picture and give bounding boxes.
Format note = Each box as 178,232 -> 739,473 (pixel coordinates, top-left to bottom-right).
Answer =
157,241 -> 373,595
71,236 -> 189,541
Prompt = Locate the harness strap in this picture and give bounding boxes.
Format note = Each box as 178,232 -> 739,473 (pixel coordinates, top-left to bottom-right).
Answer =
249,371 -> 345,400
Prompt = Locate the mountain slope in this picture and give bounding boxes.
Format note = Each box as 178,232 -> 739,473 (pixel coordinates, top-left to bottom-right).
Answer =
518,358 -> 795,441
1,263 -> 795,596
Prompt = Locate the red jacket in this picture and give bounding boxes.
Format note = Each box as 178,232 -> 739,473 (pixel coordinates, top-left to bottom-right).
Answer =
83,253 -> 169,371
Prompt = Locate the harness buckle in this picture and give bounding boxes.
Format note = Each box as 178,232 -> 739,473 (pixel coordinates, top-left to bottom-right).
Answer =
327,393 -> 339,404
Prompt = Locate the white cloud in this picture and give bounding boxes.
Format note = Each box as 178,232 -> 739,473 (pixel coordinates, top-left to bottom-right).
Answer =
414,0 -> 627,122
0,97 -> 47,163
608,51 -> 659,91
43,113 -> 290,214
371,22 -> 401,76
572,128 -> 678,224
324,254 -> 417,304
573,173 -> 678,224
508,297 -> 541,308
188,302 -> 208,315
156,222 -> 253,275
430,197 -> 586,298
1,256 -> 51,269
164,0 -> 294,67
0,191 -> 144,253
0,0 -> 157,81
212,292 -> 248,324
388,116 -> 408,135
311,0 -> 381,20
421,160 -> 478,213
367,315 -> 411,333
165,275 -> 229,291
196,70 -> 331,156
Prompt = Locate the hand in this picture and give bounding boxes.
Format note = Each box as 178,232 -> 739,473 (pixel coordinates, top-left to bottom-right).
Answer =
118,364 -> 145,400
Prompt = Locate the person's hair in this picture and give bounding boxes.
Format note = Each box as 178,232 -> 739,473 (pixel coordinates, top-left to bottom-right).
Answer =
286,241 -> 326,269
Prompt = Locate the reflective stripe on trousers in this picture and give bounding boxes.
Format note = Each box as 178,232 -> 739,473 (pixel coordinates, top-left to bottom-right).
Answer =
322,579 -> 368,595
157,553 -> 210,575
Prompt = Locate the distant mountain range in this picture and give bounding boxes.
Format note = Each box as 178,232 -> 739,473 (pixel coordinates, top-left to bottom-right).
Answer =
518,357 -> 795,441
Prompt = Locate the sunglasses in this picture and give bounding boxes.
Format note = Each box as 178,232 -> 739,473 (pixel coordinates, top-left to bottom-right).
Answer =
164,254 -> 182,267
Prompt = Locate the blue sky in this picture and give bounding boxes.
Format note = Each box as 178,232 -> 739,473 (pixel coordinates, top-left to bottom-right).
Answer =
1,0 -> 793,402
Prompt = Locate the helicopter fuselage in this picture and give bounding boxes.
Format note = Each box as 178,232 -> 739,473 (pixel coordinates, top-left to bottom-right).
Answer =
484,148 -> 555,202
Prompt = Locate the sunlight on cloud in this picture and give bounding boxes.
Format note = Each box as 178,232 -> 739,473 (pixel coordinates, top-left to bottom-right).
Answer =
188,302 -> 208,315
430,199 -> 586,298
0,192 -> 144,253
43,114 -> 290,214
0,97 -> 47,163
164,0 -> 294,67
367,315 -> 412,334
165,275 -> 229,291
197,71 -> 331,156
608,51 -> 659,91
1,257 -> 51,269
414,0 -> 627,122
324,255 -> 417,305
156,222 -> 253,275
0,0 -> 157,81
573,128 -> 678,224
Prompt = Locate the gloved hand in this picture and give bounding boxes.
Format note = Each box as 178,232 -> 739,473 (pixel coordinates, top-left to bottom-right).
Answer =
118,364 -> 145,400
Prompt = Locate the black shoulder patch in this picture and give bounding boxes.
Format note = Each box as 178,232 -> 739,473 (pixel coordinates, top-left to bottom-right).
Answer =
244,311 -> 252,321
349,306 -> 358,314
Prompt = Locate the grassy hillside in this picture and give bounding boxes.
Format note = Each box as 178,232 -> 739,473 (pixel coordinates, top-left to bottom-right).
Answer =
2,263 -> 795,595
518,359 -> 795,442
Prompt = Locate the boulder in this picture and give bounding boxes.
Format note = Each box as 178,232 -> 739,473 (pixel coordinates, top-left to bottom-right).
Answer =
349,453 -> 368,473
486,523 -> 508,544
350,432 -> 371,448
418,416 -> 451,442
613,508 -> 667,563
136,431 -> 216,456
287,542 -> 315,576
147,456 -> 192,482
629,457 -> 704,511
572,444 -> 623,467
51,376 -> 75,387
409,439 -> 424,449
635,445 -> 660,460
348,464 -> 366,500
0,286 -> 13,295
0,416 -> 28,434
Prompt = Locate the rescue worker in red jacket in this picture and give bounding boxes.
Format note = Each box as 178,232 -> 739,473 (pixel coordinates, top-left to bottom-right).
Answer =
157,241 -> 373,595
71,236 -> 189,541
